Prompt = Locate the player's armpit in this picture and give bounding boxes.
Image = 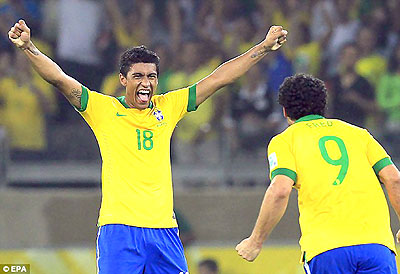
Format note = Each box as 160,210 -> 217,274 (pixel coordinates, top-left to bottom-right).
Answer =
53,75 -> 83,109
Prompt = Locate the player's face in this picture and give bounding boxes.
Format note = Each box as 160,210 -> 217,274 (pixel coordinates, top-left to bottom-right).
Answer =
120,63 -> 158,110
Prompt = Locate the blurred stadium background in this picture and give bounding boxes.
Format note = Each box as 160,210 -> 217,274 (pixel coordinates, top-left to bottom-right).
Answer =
1,0 -> 400,273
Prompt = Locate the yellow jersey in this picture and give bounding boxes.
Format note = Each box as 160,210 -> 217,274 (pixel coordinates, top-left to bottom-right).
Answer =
78,85 -> 197,228
267,115 -> 396,261
0,77 -> 55,150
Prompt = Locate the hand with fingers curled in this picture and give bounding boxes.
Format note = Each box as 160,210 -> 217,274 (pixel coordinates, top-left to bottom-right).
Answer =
262,25 -> 288,51
235,237 -> 263,262
8,19 -> 31,49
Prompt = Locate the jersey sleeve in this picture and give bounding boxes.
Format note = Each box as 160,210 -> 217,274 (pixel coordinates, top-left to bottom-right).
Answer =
76,86 -> 112,128
267,135 -> 297,183
363,129 -> 393,175
162,84 -> 197,122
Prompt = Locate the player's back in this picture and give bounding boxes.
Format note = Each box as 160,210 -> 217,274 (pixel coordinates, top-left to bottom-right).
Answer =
268,115 -> 396,261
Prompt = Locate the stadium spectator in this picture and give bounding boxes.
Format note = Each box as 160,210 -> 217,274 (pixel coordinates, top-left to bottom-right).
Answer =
292,17 -> 332,76
0,50 -> 55,161
310,0 -> 337,42
56,0 -> 105,121
198,258 -> 219,274
9,19 -> 287,273
174,209 -> 196,247
385,1 -> 400,58
236,73 -> 400,274
230,65 -> 281,157
324,0 -> 360,76
377,42 -> 400,154
355,25 -> 387,87
105,0 -> 152,48
172,39 -> 222,165
327,43 -> 376,128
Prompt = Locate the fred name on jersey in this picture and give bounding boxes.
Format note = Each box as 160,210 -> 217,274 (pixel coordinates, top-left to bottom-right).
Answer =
305,120 -> 333,129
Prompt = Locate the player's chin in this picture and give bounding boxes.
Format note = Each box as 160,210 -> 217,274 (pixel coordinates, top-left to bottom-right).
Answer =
136,99 -> 151,109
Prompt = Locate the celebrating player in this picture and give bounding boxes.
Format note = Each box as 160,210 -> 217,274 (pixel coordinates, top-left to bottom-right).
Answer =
236,73 -> 400,273
8,20 -> 287,273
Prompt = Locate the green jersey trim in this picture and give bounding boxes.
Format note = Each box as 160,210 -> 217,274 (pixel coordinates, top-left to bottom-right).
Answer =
295,115 -> 325,123
78,85 -> 89,112
187,84 -> 198,112
372,157 -> 393,175
117,96 -> 153,109
271,168 -> 297,183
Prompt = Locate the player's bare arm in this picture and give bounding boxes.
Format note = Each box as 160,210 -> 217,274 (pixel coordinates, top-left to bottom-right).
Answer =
8,19 -> 83,109
236,175 -> 293,262
379,164 -> 400,243
195,25 -> 288,106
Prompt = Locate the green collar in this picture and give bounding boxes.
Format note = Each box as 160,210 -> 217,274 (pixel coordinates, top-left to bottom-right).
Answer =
295,114 -> 325,123
117,96 -> 153,109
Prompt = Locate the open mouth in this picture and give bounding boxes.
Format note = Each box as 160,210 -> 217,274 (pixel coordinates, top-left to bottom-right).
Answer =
137,89 -> 151,103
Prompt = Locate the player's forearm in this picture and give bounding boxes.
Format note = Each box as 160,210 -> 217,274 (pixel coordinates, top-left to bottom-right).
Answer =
196,43 -> 269,105
20,41 -> 82,108
380,165 -> 400,220
249,182 -> 290,245
385,180 -> 400,220
386,184 -> 400,223
213,43 -> 268,88
21,41 -> 66,88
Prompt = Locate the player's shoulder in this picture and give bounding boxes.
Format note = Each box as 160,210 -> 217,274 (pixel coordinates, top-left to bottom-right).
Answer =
152,87 -> 190,103
86,88 -> 124,111
329,118 -> 369,134
88,88 -> 118,101
268,127 -> 291,147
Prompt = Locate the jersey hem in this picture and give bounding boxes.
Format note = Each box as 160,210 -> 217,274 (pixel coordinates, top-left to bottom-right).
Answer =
77,85 -> 89,112
271,168 -> 297,183
97,220 -> 178,229
372,157 -> 393,175
187,84 -> 198,112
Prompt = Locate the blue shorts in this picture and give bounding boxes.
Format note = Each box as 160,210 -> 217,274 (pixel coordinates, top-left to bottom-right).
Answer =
304,244 -> 397,274
96,224 -> 188,274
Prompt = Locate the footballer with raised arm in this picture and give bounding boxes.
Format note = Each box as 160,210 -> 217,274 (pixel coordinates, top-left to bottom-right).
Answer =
236,74 -> 400,274
9,19 -> 287,273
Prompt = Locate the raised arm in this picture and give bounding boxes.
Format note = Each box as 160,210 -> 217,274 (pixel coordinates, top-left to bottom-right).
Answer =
195,26 -> 288,106
8,20 -> 83,109
379,164 -> 400,243
235,175 -> 293,262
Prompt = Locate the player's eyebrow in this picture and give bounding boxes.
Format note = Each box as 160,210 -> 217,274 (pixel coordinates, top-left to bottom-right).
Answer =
132,72 -> 144,77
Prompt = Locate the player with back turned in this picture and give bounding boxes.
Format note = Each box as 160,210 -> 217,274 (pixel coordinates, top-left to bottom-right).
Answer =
236,74 -> 400,273
8,20 -> 287,273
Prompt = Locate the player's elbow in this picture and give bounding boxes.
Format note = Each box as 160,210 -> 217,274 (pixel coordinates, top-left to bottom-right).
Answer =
380,165 -> 400,188
209,68 -> 236,89
274,186 -> 292,201
269,180 -> 292,201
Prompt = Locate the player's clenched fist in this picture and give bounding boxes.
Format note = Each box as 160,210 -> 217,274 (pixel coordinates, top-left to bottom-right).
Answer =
235,237 -> 262,262
262,25 -> 288,51
8,19 -> 31,49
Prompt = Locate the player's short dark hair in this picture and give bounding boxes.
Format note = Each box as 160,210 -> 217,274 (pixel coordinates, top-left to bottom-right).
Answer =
278,73 -> 327,120
119,45 -> 160,77
199,259 -> 218,272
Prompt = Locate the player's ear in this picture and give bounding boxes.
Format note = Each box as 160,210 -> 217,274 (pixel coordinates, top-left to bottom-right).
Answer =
119,73 -> 127,87
282,107 -> 288,118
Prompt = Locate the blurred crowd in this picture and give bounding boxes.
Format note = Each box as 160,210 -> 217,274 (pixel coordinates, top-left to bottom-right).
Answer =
1,0 -> 400,164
